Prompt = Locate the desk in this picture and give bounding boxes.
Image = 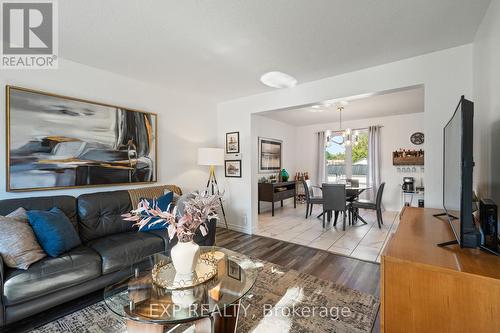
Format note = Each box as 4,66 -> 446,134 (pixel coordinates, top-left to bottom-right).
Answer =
258,181 -> 296,216
381,207 -> 500,332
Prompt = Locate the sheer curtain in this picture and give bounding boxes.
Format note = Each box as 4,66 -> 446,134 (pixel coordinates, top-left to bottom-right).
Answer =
368,126 -> 381,200
316,131 -> 326,186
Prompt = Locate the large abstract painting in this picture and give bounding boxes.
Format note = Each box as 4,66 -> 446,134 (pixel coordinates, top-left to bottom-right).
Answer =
6,86 -> 157,192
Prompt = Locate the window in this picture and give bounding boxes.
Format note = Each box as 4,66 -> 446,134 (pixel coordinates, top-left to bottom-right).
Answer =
325,133 -> 347,181
325,130 -> 368,185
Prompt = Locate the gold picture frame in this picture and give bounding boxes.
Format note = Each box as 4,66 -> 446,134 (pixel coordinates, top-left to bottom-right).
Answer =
6,85 -> 158,192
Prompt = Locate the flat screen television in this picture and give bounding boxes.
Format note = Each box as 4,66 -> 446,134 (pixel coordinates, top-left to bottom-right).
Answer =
440,96 -> 480,248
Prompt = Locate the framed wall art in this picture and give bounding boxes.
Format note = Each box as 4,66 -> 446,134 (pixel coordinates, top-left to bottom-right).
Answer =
225,131 -> 240,154
225,160 -> 242,178
6,86 -> 157,192
258,137 -> 282,173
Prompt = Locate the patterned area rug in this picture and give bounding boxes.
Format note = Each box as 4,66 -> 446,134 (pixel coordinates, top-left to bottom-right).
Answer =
31,260 -> 379,333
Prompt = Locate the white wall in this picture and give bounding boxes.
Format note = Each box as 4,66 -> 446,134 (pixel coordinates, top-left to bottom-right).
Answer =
252,114 -> 297,212
216,108 -> 251,231
218,44 -> 473,234
294,113 -> 425,212
473,0 -> 500,205
0,59 -> 218,200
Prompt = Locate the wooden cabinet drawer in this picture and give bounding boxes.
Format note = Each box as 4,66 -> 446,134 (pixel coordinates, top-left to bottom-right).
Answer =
275,190 -> 294,201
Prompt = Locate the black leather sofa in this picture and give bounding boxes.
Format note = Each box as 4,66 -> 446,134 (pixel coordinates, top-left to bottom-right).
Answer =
0,188 -> 216,327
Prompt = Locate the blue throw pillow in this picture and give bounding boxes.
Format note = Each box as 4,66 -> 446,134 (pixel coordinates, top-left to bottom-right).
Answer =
27,207 -> 82,257
138,191 -> 174,231
141,220 -> 167,231
142,191 -> 174,212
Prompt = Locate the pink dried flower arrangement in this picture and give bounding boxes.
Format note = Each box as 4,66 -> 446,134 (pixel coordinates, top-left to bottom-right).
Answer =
121,192 -> 220,242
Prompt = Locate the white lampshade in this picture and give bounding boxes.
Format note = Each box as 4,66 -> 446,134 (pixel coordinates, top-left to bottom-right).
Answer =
197,148 -> 224,166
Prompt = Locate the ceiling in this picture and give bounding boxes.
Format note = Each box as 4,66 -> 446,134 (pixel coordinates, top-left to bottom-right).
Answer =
258,86 -> 424,126
59,0 -> 490,101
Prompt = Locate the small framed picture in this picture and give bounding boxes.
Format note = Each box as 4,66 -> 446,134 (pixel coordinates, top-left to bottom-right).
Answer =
225,160 -> 242,178
226,132 -> 240,154
227,258 -> 241,280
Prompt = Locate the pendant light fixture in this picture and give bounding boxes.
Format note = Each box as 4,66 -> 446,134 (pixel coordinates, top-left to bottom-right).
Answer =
328,102 -> 358,147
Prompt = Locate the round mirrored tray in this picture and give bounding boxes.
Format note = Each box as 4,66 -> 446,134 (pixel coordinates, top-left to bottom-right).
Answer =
152,252 -> 218,289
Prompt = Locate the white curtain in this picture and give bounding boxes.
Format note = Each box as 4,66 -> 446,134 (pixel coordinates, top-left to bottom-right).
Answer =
316,131 -> 326,185
368,126 -> 381,200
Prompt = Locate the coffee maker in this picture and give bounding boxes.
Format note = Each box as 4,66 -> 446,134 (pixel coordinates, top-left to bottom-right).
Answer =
402,177 -> 415,192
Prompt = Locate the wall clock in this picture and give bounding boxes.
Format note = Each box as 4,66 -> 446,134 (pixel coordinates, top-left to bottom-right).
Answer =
410,132 -> 424,145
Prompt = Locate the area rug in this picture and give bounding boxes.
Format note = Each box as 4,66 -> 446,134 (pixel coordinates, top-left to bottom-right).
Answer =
30,260 -> 379,333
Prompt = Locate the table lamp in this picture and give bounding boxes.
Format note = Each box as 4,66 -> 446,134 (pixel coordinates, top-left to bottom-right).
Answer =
197,148 -> 228,228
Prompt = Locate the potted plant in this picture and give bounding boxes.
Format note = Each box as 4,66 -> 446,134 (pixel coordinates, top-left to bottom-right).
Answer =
122,192 -> 220,277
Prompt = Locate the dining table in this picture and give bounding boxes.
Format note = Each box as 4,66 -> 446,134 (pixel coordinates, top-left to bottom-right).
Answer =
316,183 -> 372,222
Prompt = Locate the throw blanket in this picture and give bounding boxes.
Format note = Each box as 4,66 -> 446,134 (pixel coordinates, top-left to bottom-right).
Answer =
127,185 -> 182,208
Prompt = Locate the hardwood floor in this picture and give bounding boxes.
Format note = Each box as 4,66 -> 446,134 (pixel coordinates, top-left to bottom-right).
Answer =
216,227 -> 381,332
3,229 -> 380,333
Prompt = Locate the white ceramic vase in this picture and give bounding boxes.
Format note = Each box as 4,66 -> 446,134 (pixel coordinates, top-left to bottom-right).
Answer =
171,240 -> 200,277
171,289 -> 196,308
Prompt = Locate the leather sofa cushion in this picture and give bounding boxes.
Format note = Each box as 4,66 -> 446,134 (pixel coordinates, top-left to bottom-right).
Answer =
87,231 -> 164,274
3,246 -> 101,305
0,195 -> 78,230
203,218 -> 217,246
77,190 -> 134,242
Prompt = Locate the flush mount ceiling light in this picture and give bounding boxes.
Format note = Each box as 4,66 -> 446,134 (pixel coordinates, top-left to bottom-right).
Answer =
260,71 -> 297,89
309,105 -> 324,113
308,102 -> 337,113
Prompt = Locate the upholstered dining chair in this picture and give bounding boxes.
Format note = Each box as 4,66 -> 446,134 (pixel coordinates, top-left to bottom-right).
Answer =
302,179 -> 323,218
321,183 -> 350,230
346,178 -> 360,203
351,182 -> 386,228
346,178 -> 359,187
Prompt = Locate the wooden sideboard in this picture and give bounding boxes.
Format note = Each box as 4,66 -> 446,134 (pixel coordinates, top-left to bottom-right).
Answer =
381,207 -> 500,332
258,181 -> 296,216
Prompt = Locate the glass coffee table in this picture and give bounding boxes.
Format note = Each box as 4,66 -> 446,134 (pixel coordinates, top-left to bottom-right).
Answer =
103,246 -> 258,333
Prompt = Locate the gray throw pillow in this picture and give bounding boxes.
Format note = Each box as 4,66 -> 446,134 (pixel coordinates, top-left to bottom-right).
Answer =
0,207 -> 47,270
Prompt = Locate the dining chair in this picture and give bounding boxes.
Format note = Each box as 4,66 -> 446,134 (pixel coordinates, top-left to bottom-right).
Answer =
346,178 -> 360,203
321,183 -> 350,230
346,178 -> 359,187
351,182 -> 386,228
302,180 -> 323,218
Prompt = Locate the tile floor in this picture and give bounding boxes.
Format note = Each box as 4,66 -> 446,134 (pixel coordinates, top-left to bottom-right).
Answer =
254,203 -> 400,262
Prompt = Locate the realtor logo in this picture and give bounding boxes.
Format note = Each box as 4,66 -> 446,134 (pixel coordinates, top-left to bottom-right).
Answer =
1,0 -> 58,69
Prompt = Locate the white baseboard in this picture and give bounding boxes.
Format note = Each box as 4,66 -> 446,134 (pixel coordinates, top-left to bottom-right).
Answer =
216,221 -> 251,234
